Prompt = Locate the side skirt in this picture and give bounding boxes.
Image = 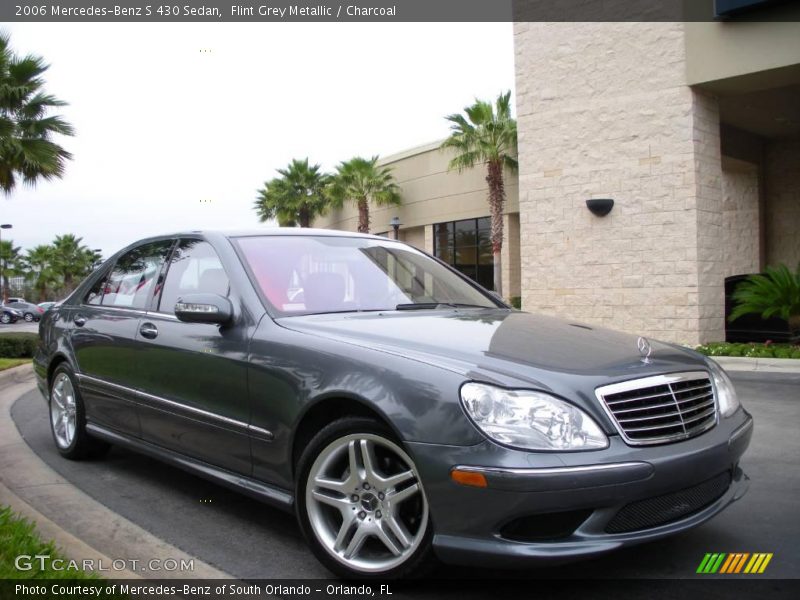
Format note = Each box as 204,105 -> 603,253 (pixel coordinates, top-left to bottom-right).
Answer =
85,422 -> 294,512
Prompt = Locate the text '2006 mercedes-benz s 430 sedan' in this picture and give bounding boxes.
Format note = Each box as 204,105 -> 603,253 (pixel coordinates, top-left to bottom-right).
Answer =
34,229 -> 754,578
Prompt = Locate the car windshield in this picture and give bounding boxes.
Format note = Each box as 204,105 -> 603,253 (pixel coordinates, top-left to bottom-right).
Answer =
235,235 -> 500,316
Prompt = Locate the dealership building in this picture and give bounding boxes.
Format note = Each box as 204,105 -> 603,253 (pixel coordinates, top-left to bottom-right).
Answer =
316,14 -> 800,345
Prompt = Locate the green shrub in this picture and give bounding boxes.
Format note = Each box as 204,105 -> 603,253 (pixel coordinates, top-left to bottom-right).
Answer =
0,333 -> 39,358
694,341 -> 800,359
510,296 -> 522,310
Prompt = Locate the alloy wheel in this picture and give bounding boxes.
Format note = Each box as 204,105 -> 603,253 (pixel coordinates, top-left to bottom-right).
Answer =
305,433 -> 429,574
0,314 -> 9,324
50,373 -> 77,449
24,313 -> 33,322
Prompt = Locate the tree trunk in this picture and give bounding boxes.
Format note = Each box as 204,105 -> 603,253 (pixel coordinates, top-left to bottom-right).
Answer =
486,160 -> 505,296
299,206 -> 311,228
357,197 -> 370,234
789,314 -> 800,343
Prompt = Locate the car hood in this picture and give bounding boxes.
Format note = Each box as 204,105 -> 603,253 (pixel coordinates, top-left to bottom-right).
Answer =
277,309 -> 707,387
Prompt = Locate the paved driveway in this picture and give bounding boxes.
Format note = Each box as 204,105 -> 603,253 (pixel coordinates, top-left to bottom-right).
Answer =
10,372 -> 799,580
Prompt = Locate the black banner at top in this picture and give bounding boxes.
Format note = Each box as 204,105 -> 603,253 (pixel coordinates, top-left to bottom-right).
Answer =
2,0 -> 799,22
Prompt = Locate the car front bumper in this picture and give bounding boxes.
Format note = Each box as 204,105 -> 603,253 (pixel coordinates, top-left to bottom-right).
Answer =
406,409 -> 753,567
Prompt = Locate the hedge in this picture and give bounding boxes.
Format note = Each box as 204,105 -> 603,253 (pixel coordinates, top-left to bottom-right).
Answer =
0,333 -> 39,358
695,341 -> 800,359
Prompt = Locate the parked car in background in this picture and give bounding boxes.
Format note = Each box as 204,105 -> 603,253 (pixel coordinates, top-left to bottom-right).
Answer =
0,306 -> 22,324
4,301 -> 45,322
35,230 -> 753,578
38,302 -> 57,312
6,297 -> 27,304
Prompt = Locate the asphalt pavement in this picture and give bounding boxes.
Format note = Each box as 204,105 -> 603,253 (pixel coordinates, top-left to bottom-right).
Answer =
9,372 -> 800,580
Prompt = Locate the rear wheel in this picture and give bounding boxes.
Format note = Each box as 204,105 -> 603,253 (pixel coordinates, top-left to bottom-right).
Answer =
23,313 -> 34,322
49,365 -> 110,460
296,417 -> 434,579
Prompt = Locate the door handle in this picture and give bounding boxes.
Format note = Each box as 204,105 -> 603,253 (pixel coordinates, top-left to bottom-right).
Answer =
139,322 -> 159,339
74,315 -> 87,327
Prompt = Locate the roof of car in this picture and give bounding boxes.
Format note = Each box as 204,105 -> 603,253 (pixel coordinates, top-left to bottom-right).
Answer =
221,228 -> 384,239
109,228 -> 397,259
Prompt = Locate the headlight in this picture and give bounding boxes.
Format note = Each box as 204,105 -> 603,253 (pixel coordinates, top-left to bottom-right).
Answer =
460,383 -> 608,451
708,360 -> 741,418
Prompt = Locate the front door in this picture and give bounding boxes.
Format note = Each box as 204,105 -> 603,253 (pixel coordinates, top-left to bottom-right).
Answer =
134,238 -> 252,475
71,240 -> 174,436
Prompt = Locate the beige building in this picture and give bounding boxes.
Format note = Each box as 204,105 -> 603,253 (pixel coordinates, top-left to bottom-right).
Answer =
314,141 -> 522,300
317,13 -> 799,346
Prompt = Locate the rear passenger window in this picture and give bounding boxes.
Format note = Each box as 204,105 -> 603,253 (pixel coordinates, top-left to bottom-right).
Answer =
100,241 -> 173,310
158,240 -> 229,314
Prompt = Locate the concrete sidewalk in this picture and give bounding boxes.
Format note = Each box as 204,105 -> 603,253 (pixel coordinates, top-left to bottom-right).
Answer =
0,364 -> 230,579
712,356 -> 800,373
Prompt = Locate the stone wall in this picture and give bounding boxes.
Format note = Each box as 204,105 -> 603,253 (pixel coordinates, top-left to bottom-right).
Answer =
765,141 -> 800,269
720,161 -> 760,278
514,22 -> 726,345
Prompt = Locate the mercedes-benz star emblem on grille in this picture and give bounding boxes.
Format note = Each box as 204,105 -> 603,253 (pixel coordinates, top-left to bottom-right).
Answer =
637,336 -> 652,364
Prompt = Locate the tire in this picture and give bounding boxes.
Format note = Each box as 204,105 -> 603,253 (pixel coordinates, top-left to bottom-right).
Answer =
0,314 -> 9,324
48,364 -> 110,460
24,313 -> 34,322
296,417 -> 435,579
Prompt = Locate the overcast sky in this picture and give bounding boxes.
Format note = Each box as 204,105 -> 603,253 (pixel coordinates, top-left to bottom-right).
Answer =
1,22 -> 514,258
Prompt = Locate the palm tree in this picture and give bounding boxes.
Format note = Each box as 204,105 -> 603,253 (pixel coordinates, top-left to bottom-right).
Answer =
23,244 -> 58,301
730,264 -> 800,341
254,158 -> 330,227
329,156 -> 401,234
0,239 -> 21,301
442,91 -> 517,295
0,33 -> 74,195
51,234 -> 94,292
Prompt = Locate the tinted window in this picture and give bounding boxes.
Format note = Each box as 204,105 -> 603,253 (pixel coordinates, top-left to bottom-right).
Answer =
236,235 -> 497,316
100,241 -> 174,309
434,217 -> 493,290
158,240 -> 229,314
84,273 -> 106,305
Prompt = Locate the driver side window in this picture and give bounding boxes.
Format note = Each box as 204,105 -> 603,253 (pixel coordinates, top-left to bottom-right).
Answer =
158,240 -> 229,315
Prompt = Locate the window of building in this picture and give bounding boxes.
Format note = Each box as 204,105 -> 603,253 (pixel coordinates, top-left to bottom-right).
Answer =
433,217 -> 493,290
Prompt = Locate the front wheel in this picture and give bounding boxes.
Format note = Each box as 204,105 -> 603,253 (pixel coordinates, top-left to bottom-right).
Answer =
49,365 -> 110,460
0,313 -> 10,324
296,417 -> 434,579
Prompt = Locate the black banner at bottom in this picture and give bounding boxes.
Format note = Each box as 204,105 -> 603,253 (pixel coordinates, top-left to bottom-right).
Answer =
2,579 -> 799,600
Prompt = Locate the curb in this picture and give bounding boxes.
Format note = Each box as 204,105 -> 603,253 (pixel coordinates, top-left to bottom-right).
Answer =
710,356 -> 800,374
0,364 -> 232,580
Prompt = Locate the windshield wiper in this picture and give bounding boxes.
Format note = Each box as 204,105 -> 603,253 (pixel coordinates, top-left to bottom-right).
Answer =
395,302 -> 490,311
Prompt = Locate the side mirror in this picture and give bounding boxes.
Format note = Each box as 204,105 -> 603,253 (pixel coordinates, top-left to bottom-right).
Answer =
174,293 -> 233,324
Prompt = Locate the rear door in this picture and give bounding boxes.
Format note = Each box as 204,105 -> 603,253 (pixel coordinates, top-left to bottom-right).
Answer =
134,238 -> 252,475
70,240 -> 174,436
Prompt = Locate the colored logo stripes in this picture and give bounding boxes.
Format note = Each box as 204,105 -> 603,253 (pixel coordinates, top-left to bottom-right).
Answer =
697,553 -> 773,574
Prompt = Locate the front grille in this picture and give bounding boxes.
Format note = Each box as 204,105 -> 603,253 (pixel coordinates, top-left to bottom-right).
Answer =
605,472 -> 731,533
596,371 -> 717,445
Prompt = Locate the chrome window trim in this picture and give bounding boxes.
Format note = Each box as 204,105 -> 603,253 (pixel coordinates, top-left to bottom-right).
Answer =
144,311 -> 180,321
78,304 -> 146,315
595,371 -> 718,447
76,374 -> 273,440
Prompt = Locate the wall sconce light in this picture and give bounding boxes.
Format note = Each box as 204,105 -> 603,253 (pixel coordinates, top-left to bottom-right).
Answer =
389,216 -> 402,239
586,198 -> 614,217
